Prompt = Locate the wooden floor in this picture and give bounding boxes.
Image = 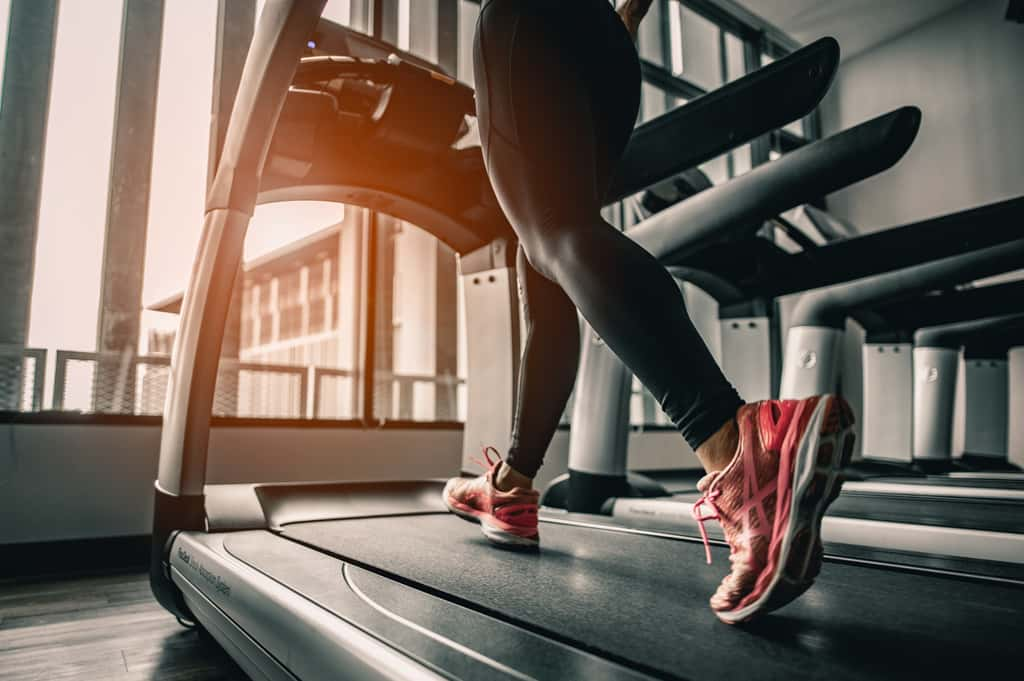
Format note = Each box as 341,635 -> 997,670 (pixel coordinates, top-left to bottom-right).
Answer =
0,570 -> 247,681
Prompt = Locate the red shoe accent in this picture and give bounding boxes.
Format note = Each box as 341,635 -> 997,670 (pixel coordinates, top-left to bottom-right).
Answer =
692,395 -> 855,623
443,447 -> 540,549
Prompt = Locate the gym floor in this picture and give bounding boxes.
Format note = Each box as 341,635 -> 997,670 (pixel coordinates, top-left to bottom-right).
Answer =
0,572 -> 243,681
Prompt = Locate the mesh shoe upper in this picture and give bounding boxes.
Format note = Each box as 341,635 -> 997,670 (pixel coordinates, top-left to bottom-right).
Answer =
692,397 -> 837,617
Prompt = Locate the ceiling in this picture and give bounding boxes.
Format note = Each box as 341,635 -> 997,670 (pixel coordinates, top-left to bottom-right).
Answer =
730,0 -> 973,58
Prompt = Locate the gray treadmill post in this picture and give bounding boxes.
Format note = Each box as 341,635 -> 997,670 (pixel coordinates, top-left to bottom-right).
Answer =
667,265 -> 775,401
152,0 -> 328,617
961,327 -> 1024,460
1010,346 -> 1024,465
719,313 -> 776,402
564,108 -> 921,510
962,353 -> 1010,458
861,339 -> 915,463
854,279 -> 1024,465
779,240 -> 1024,399
568,328 -> 633,475
913,314 -> 1024,461
458,240 -> 520,472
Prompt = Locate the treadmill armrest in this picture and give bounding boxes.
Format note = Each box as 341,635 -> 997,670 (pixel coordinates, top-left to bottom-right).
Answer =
606,37 -> 840,203
627,107 -> 921,262
915,313 -> 1024,349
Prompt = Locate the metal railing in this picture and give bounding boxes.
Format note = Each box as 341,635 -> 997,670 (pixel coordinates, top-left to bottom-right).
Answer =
52,351 -> 309,418
310,366 -> 358,419
37,350 -> 462,422
384,371 -> 463,422
311,367 -> 465,422
0,345 -> 46,412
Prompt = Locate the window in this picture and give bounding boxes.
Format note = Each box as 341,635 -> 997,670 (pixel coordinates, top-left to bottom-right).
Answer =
2,0 -> 817,425
458,0 -> 480,85
672,6 -> 724,91
240,202 -> 359,420
371,215 -> 465,423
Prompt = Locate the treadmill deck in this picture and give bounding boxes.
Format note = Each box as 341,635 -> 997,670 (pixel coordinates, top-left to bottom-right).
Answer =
223,512 -> 1024,681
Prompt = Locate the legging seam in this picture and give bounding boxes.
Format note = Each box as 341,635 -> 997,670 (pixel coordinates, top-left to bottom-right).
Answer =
506,10 -> 523,147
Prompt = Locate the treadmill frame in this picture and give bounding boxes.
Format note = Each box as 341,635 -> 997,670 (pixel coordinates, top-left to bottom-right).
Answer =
151,0 -> 849,668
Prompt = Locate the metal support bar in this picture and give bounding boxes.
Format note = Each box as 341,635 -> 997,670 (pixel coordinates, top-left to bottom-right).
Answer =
460,242 -> 519,471
95,0 -> 166,414
861,343 -> 914,463
158,0 -> 328,497
0,1 -> 58,411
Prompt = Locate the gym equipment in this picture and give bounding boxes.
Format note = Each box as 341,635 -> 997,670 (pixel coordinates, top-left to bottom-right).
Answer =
152,4 -> 1024,680
913,314 -> 1024,470
853,280 -> 1024,475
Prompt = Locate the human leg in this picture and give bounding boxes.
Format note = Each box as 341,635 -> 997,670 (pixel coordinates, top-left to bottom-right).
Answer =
501,245 -> 581,484
465,0 -> 857,625
474,0 -> 744,458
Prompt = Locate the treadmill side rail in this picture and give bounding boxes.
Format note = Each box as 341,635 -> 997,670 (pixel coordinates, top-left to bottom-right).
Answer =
606,497 -> 1024,566
172,532 -> 448,681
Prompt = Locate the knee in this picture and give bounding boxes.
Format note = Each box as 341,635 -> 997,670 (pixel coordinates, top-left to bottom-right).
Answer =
518,227 -> 589,283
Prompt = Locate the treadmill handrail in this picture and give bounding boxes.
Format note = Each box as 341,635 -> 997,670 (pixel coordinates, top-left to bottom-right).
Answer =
915,312 -> 1024,348
625,107 -> 921,262
790,240 -> 1024,328
768,196 -> 1024,297
607,37 -> 839,203
856,280 -> 1024,342
159,0 -> 327,498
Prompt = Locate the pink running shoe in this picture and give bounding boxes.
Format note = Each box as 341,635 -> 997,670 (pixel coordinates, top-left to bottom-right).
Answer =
692,395 -> 855,624
443,447 -> 540,549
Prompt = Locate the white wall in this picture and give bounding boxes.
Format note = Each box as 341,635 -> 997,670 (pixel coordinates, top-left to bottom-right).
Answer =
0,424 -> 461,545
820,0 -> 1024,230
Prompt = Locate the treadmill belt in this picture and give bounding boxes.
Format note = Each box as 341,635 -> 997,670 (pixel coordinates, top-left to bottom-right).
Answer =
267,513 -> 1024,681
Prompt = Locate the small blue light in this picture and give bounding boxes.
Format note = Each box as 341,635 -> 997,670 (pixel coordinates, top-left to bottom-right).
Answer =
307,40 -> 316,49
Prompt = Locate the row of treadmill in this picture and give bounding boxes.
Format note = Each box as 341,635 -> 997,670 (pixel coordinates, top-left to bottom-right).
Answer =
150,3 -> 1023,680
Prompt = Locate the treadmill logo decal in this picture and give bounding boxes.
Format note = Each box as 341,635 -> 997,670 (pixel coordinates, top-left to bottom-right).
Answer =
177,546 -> 232,598
798,350 -> 817,369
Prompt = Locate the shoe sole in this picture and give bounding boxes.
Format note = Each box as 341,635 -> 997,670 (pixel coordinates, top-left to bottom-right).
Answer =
718,395 -> 855,624
442,483 -> 540,550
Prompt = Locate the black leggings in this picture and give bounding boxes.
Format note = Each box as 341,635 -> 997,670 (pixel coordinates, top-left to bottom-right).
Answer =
474,0 -> 743,478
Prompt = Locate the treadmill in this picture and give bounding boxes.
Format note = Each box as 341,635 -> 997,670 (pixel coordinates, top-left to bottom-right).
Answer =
912,315 -> 1024,473
151,3 -> 1024,680
851,280 -> 1024,480
958,324 -> 1024,473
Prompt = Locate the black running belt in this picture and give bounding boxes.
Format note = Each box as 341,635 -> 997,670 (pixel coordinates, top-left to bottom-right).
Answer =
270,513 -> 1024,681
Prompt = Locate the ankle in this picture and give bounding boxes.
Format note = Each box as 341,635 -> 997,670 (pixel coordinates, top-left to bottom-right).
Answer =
495,462 -> 534,492
695,418 -> 739,473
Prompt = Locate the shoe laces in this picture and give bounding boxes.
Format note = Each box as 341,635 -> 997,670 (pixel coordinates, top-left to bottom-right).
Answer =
470,445 -> 502,471
691,487 -> 722,565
